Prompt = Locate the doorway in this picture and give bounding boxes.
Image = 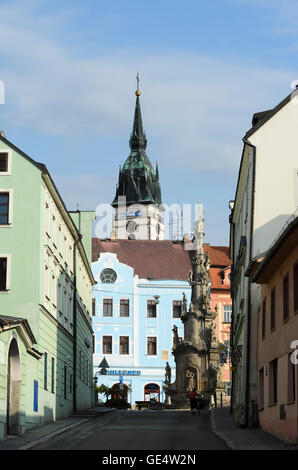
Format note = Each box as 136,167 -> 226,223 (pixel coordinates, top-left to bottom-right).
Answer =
7,338 -> 21,435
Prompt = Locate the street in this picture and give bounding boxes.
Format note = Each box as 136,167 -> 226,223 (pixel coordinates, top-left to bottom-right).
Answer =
31,409 -> 228,450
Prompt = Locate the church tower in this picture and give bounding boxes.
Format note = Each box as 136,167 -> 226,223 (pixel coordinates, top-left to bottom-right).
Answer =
111,77 -> 164,240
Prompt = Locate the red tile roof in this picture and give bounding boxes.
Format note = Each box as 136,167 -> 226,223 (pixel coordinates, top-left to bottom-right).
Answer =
92,239 -> 231,289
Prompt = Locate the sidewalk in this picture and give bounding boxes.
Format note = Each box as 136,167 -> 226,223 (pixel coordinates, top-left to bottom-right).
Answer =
0,406 -> 116,450
210,406 -> 298,450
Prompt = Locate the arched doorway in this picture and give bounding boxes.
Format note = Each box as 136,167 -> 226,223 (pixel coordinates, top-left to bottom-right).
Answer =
111,383 -> 129,402
144,383 -> 160,402
7,338 -> 21,435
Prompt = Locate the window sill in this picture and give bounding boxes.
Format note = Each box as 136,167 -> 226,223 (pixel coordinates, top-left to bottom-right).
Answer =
268,402 -> 277,407
0,223 -> 12,227
286,401 -> 295,406
0,289 -> 10,294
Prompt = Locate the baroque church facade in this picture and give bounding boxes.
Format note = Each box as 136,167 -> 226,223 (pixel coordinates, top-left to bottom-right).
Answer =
92,85 -> 232,406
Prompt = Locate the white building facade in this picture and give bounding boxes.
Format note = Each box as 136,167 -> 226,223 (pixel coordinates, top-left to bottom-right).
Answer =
229,91 -> 298,427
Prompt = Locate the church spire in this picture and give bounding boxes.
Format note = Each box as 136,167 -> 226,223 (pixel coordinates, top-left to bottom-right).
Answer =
129,74 -> 147,150
111,78 -> 162,208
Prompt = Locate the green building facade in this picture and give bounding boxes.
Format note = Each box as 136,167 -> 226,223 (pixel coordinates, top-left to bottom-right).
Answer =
0,134 -> 95,439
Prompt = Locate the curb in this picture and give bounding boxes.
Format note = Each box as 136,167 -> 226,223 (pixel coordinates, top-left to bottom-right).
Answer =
209,408 -> 237,450
19,418 -> 91,450
19,408 -> 117,450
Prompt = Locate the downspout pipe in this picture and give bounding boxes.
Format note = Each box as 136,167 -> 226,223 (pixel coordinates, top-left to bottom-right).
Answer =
73,232 -> 82,413
229,216 -> 235,415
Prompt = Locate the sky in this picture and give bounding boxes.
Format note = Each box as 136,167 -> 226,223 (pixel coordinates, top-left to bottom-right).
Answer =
0,0 -> 298,245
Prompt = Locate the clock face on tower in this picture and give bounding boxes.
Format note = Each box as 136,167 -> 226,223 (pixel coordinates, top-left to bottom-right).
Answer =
126,220 -> 138,233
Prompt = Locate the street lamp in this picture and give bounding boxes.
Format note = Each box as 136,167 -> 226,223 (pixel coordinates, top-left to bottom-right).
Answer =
94,357 -> 110,384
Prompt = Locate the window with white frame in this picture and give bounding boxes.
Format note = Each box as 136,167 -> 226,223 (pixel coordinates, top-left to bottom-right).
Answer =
223,304 -> 232,323
0,256 -> 10,291
147,336 -> 157,355
0,149 -> 12,175
119,336 -> 129,355
0,189 -> 13,225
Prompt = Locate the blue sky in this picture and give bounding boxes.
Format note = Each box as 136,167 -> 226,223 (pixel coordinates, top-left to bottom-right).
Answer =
0,0 -> 298,244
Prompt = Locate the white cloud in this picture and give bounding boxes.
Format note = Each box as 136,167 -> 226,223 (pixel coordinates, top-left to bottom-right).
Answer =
0,0 -> 295,176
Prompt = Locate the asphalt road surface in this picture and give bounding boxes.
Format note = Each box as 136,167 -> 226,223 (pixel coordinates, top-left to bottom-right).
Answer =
32,409 -> 228,450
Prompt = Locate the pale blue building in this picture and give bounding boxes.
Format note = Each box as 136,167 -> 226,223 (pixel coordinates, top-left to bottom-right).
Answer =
91,240 -> 193,405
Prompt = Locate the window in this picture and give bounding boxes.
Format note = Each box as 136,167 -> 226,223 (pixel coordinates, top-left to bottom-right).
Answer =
0,257 -> 7,291
172,301 -> 182,318
147,300 -> 157,318
270,288 -> 275,331
147,337 -> 157,355
262,298 -> 266,339
0,150 -> 11,175
259,368 -> 264,410
269,358 -> 278,405
92,298 -> 96,316
0,192 -> 9,224
283,274 -> 289,322
100,268 -> 117,283
288,354 -> 296,403
44,352 -> 48,390
79,350 -> 82,379
119,336 -> 129,355
120,299 -> 129,317
51,357 -> 55,394
294,263 -> 298,313
103,336 -> 112,354
64,365 -> 67,399
0,152 -> 8,172
223,304 -> 232,323
103,299 -> 113,317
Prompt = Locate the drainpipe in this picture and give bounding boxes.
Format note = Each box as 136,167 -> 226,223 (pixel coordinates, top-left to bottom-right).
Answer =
229,217 -> 235,415
73,228 -> 82,413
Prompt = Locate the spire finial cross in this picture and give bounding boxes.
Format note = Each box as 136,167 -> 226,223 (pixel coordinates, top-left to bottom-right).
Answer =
136,72 -> 140,91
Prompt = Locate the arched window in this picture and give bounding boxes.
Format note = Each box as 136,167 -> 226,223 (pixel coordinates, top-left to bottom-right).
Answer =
100,268 -> 117,284
144,383 -> 160,402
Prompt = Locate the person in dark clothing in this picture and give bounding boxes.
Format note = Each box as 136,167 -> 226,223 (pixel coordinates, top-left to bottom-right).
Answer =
189,388 -> 198,415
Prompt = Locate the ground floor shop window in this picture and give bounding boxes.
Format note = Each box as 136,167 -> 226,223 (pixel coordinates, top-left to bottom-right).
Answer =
144,383 -> 160,402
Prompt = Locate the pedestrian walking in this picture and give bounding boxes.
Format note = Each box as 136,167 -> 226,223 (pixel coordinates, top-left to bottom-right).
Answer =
189,388 -> 198,415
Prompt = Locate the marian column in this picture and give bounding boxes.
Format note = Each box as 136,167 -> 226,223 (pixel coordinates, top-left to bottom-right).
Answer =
164,206 -> 220,409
